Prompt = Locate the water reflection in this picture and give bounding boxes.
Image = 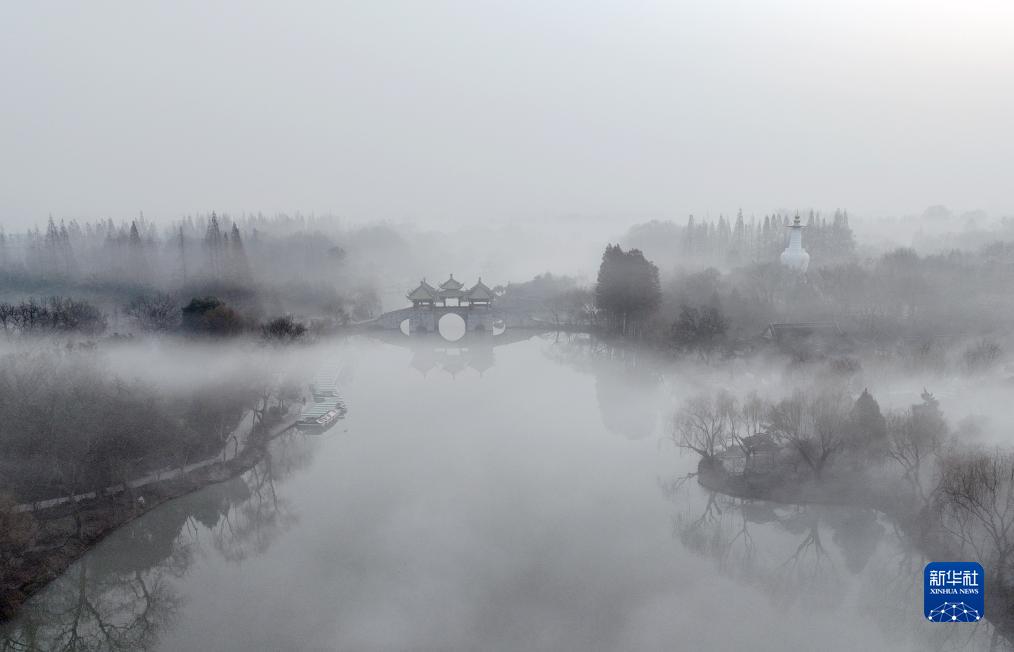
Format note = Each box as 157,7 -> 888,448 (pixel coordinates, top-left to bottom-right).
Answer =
370,328 -> 540,378
664,479 -> 1008,651
7,335 -> 1005,650
1,431 -> 319,651
408,344 -> 495,378
546,334 -> 664,440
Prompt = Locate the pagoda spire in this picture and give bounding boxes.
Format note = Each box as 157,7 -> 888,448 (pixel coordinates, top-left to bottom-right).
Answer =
780,214 -> 810,271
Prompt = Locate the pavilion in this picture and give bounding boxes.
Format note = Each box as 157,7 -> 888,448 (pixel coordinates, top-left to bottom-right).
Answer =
407,275 -> 495,309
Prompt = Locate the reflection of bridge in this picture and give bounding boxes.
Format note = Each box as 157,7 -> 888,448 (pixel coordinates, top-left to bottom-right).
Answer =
367,328 -> 543,376
370,327 -> 541,349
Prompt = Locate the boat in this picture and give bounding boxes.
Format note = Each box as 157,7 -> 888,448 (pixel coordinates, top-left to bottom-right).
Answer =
296,400 -> 346,432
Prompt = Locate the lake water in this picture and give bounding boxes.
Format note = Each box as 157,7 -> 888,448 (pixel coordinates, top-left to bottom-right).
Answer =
1,334 -> 1001,650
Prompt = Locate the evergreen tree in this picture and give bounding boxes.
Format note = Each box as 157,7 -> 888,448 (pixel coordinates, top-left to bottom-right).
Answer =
178,225 -> 187,286
670,303 -> 729,355
229,223 -> 252,283
595,244 -> 661,336
59,219 -> 77,276
205,212 -> 223,278
912,389 -> 947,443
128,221 -> 142,247
127,220 -> 147,283
37,216 -> 62,278
849,388 -> 887,455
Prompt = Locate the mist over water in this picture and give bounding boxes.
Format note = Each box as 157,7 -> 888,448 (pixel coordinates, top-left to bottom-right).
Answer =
0,334 -> 1007,650
3,1 -> 1014,649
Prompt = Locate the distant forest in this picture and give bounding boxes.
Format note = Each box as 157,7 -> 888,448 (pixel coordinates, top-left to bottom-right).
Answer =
623,210 -> 857,268
1,208 -> 1013,361
0,213 -> 381,336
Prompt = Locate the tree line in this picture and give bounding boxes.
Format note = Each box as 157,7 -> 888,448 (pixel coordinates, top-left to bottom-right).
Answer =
0,293 -> 316,343
624,209 -> 856,269
0,348 -> 299,506
0,212 -> 381,327
537,234 -> 1012,374
0,297 -> 107,335
671,387 -> 945,486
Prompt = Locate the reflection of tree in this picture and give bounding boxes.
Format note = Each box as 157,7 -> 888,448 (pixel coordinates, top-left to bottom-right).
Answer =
212,453 -> 298,562
931,450 -> 1014,650
3,551 -> 182,651
666,483 -> 873,610
687,494 -> 757,578
90,502 -> 197,580
666,486 -> 761,587
936,451 -> 1014,580
548,334 -> 663,440
0,431 -> 319,650
859,524 -> 1004,652
595,372 -> 659,440
670,479 -> 1011,650
771,509 -> 838,607
826,508 -> 883,575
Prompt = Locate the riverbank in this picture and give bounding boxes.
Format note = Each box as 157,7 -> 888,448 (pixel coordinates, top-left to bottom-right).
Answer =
0,413 -> 300,620
695,457 -> 919,515
697,457 -> 1014,647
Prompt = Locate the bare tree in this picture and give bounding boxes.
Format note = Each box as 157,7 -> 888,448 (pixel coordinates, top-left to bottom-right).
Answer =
671,393 -> 733,460
886,415 -> 934,501
125,293 -> 181,333
740,392 -> 767,438
886,389 -> 947,500
0,302 -> 16,334
767,390 -> 850,479
260,315 -> 308,344
935,450 -> 1014,578
0,297 -> 106,335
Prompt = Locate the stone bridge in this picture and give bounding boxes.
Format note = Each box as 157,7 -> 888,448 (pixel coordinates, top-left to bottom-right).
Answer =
362,274 -> 547,336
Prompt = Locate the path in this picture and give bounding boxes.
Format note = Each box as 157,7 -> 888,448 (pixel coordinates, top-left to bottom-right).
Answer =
14,409 -> 294,514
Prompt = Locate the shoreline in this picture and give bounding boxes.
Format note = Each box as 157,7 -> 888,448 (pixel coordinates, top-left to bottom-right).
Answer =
0,415 -> 299,621
696,458 -> 1014,645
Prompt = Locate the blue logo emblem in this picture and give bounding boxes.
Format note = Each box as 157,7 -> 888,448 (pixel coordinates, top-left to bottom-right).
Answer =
924,562 -> 984,622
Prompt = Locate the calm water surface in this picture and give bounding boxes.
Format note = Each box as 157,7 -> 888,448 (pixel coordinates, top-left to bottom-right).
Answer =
1,335 -> 999,650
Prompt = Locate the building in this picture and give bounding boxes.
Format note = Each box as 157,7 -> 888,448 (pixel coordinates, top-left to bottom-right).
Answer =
407,275 -> 495,309
384,274 -> 498,337
762,322 -> 842,341
762,321 -> 850,356
780,214 -> 810,271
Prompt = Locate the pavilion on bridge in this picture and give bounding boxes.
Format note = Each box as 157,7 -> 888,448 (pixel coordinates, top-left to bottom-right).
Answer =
407,275 -> 494,309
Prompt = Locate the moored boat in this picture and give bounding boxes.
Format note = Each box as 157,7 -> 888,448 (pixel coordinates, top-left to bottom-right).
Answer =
296,400 -> 346,432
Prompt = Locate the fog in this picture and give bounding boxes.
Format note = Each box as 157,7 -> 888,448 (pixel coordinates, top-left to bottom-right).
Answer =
4,203 -> 1014,649
4,196 -> 1014,649
3,331 -> 1013,649
4,2 -> 1014,650
3,1 -> 1014,228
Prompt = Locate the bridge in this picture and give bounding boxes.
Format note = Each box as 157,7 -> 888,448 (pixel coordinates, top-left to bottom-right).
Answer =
363,274 -> 543,337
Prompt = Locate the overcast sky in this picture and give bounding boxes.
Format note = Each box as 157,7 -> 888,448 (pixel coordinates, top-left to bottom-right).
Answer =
2,1 -> 1012,230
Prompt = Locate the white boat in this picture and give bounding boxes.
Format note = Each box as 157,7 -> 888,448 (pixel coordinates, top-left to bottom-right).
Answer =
296,400 -> 345,431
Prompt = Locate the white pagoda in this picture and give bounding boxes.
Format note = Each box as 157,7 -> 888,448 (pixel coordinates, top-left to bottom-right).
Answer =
780,214 -> 810,272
